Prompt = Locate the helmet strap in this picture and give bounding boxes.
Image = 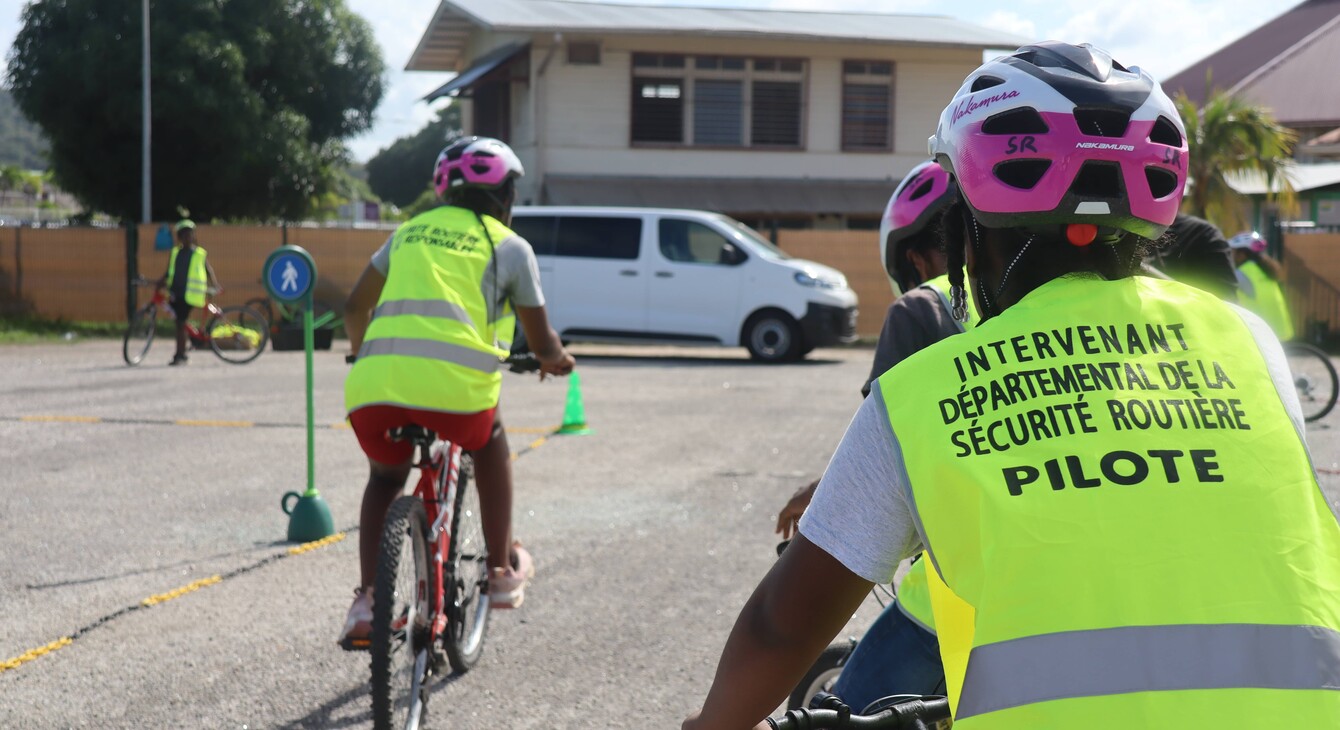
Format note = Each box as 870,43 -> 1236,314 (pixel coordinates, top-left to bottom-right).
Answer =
993,234 -> 1036,306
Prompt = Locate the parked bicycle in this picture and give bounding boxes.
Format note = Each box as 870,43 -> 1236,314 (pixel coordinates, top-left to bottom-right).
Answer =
1282,341 -> 1339,422
771,691 -> 951,729
356,352 -> 540,730
123,278 -> 270,365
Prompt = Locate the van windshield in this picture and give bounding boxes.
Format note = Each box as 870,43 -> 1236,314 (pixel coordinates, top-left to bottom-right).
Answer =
713,215 -> 791,260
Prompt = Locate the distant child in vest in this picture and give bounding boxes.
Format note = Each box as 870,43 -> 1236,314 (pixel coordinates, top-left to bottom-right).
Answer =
155,220 -> 220,366
339,137 -> 575,649
1229,230 -> 1294,340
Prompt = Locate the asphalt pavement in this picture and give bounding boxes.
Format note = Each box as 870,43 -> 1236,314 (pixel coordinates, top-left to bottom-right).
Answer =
2,339 -> 1338,729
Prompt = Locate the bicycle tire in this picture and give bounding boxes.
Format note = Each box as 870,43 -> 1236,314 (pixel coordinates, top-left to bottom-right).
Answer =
206,305 -> 270,364
442,455 -> 491,673
1284,342 -> 1339,422
371,496 -> 434,730
122,304 -> 157,366
788,640 -> 856,711
244,297 -> 276,332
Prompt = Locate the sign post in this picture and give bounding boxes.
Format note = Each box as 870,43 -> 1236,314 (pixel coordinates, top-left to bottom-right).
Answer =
264,245 -> 335,542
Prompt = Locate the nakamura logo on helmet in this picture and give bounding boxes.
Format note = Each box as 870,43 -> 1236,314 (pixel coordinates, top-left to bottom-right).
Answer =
1075,142 -> 1136,152
951,89 -> 1021,126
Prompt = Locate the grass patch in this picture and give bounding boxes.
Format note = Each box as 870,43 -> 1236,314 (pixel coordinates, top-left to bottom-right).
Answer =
0,314 -> 127,344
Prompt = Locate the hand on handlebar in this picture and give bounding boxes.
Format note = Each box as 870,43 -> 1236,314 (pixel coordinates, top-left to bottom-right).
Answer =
681,709 -> 770,730
538,351 -> 575,381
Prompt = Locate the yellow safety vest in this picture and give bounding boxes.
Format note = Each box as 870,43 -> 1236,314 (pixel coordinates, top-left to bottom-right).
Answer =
880,274 -> 1340,727
895,273 -> 980,633
166,246 -> 209,307
1237,260 -> 1294,341
345,206 -> 514,416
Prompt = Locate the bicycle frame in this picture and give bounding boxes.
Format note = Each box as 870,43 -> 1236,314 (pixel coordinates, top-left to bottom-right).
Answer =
144,287 -> 225,342
406,433 -> 465,647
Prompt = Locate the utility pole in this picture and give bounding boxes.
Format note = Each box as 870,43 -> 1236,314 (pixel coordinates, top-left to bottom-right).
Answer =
141,0 -> 151,224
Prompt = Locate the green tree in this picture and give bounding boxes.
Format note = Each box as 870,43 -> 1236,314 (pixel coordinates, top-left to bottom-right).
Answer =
0,90 -> 49,169
1175,88 -> 1297,234
365,105 -> 462,208
0,164 -> 23,205
5,0 -> 385,221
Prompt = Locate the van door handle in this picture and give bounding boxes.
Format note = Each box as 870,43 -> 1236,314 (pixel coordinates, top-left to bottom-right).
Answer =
619,269 -> 638,277
655,271 -> 674,278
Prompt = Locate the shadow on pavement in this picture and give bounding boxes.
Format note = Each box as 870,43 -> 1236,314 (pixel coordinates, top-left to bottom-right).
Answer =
280,672 -> 468,729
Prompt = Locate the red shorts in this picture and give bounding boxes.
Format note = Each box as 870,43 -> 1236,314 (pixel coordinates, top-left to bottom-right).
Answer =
349,405 -> 497,465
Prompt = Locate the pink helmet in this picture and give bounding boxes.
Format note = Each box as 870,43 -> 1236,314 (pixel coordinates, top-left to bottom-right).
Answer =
880,160 -> 958,289
1228,231 -> 1267,252
433,136 -> 525,197
929,41 -> 1188,240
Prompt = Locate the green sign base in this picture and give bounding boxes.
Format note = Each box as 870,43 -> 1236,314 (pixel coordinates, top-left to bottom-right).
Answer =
283,490 -> 336,543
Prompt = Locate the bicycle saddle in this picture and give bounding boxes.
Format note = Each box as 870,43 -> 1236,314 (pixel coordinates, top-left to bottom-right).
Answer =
388,425 -> 435,444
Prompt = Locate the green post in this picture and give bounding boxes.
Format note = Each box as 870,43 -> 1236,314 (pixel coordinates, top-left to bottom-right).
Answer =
268,244 -> 334,542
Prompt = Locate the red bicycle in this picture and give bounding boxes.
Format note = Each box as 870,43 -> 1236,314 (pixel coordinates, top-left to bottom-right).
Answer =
123,278 -> 270,365
362,354 -> 540,730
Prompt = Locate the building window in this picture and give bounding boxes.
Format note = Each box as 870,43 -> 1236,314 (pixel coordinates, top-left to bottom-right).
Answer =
630,53 -> 806,149
842,60 -> 894,151
567,41 -> 601,65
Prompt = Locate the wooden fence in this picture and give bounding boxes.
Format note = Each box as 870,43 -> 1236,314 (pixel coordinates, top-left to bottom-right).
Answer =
776,229 -> 891,337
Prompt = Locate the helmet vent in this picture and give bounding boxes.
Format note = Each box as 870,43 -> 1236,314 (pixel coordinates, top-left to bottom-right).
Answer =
1070,160 -> 1124,198
1145,167 -> 1179,199
470,163 -> 493,175
982,108 -> 1049,135
971,75 -> 1005,92
993,160 -> 1052,190
1150,115 -> 1183,147
1074,108 -> 1131,137
908,178 -> 935,201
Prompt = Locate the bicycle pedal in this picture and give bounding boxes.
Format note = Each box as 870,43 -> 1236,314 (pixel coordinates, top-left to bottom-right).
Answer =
339,637 -> 372,652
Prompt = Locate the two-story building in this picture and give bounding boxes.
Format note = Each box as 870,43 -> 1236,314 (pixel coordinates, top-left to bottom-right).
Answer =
406,0 -> 1027,230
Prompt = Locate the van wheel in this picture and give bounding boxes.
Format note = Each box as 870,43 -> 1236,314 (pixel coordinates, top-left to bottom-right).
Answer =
744,311 -> 801,363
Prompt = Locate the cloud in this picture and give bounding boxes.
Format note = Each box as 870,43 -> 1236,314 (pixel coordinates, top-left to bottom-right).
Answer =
983,10 -> 1037,40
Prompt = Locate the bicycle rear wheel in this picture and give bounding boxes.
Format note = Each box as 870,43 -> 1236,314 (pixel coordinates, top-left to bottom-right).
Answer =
122,305 -> 157,366
371,496 -> 434,730
1284,342 -> 1339,422
442,455 -> 491,673
788,640 -> 856,710
206,305 -> 270,364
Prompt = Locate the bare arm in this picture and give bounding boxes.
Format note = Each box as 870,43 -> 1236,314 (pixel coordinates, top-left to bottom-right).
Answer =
205,261 -> 222,293
515,305 -> 574,378
344,262 -> 386,355
683,533 -> 873,730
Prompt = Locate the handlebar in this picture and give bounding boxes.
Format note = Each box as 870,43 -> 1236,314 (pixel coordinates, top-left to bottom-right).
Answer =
768,694 -> 951,730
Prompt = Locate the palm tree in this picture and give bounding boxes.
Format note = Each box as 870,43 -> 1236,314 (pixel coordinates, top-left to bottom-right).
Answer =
1175,87 -> 1297,234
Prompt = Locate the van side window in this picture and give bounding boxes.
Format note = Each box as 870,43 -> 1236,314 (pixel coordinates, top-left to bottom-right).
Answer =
555,217 -> 642,259
508,216 -> 557,256
658,219 -> 746,266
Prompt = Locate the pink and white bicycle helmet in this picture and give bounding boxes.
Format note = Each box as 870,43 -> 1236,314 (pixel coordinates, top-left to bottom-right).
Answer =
1228,230 -> 1267,252
880,160 -> 958,289
433,136 -> 525,197
929,41 -> 1188,241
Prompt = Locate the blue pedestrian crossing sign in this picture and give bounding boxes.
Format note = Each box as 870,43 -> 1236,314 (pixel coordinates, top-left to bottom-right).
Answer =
263,245 -> 316,304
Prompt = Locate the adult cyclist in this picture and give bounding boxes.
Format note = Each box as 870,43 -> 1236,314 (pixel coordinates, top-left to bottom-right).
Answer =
774,160 -> 974,710
339,137 -> 574,647
685,41 -> 1339,729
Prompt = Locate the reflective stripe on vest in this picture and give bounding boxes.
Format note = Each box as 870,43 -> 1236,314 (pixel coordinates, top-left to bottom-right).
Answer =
958,623 -> 1340,719
345,206 -> 512,415
880,275 -> 1340,727
167,246 -> 209,307
1237,260 -> 1294,340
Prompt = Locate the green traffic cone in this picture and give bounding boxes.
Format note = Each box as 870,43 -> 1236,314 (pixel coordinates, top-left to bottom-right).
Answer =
556,371 -> 592,435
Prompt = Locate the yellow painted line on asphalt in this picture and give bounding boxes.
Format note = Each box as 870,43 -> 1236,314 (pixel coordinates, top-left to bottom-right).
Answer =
288,532 -> 347,555
20,415 -> 102,423
141,575 -> 223,607
0,637 -> 73,674
174,419 -> 255,428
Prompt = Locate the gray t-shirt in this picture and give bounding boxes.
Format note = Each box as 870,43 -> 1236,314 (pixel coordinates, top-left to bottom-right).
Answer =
863,286 -> 963,397
371,229 -> 545,322
800,303 -> 1316,585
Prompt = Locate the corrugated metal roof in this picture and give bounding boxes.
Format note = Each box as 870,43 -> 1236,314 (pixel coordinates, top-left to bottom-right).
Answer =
1228,20 -> 1340,126
408,0 -> 1030,71
1226,162 -> 1340,195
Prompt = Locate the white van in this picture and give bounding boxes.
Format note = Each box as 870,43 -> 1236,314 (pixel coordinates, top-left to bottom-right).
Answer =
508,206 -> 857,362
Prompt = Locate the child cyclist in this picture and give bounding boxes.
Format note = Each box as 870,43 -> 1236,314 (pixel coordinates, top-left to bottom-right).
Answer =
339,137 -> 575,647
686,41 -> 1339,729
775,160 -> 975,710
155,219 -> 221,366
1228,230 -> 1294,340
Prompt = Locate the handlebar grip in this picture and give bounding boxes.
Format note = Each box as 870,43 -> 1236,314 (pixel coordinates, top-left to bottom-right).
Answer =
505,352 -> 542,374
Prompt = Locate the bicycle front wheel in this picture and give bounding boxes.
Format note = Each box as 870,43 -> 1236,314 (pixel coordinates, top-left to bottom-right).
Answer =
206,305 -> 270,364
1284,342 -> 1339,422
123,304 -> 157,366
442,455 -> 490,673
371,496 -> 434,730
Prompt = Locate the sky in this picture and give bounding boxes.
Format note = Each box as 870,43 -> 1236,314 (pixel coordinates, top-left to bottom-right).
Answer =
0,0 -> 1302,163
